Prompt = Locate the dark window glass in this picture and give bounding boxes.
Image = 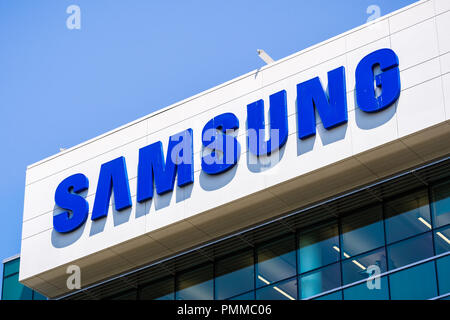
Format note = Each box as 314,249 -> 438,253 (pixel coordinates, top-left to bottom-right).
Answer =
298,221 -> 339,274
389,261 -> 437,300
385,189 -> 431,244
229,292 -> 254,300
313,290 -> 342,300
2,274 -> 33,300
215,250 -> 254,300
343,276 -> 389,300
387,232 -> 433,270
111,290 -> 137,300
256,277 -> 297,300
176,264 -> 213,300
299,262 -> 341,299
434,225 -> 450,255
140,277 -> 174,300
256,235 -> 296,288
431,181 -> 450,228
436,255 -> 450,296
342,247 -> 387,286
32,292 -> 47,300
340,205 -> 384,258
3,258 -> 20,277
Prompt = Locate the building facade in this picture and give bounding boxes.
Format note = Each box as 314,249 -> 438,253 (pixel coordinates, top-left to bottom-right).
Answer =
19,0 -> 450,300
2,256 -> 46,300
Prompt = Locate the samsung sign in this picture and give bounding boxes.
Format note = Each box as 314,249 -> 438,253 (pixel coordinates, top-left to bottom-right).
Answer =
53,48 -> 401,234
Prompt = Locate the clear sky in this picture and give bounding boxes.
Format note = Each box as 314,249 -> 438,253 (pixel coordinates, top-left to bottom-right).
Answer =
0,0 -> 418,295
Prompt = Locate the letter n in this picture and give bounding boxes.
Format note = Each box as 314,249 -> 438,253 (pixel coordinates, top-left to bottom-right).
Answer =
297,66 -> 348,139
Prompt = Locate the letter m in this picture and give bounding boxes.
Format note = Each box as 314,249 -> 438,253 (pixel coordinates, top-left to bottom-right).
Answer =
137,129 -> 193,202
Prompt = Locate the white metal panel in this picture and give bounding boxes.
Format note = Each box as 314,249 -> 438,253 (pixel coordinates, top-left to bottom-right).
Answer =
443,73 -> 450,121
434,0 -> 450,14
390,19 -> 440,71
436,10 -> 450,54
396,77 -> 445,137
389,0 -> 435,33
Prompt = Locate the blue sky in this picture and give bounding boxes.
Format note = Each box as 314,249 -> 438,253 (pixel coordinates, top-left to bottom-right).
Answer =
0,0 -> 418,295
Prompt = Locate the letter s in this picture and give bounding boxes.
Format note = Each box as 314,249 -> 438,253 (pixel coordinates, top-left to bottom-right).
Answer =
53,173 -> 89,233
202,113 -> 240,175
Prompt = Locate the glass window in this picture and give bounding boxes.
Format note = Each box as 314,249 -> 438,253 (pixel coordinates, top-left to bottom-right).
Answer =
389,261 -> 437,300
436,255 -> 450,296
111,290 -> 137,300
140,277 -> 174,300
32,291 -> 47,300
256,277 -> 297,300
299,262 -> 341,299
434,225 -> 450,255
387,232 -> 433,270
229,292 -> 254,300
431,181 -> 450,228
343,276 -> 389,300
3,258 -> 20,277
385,189 -> 431,244
298,221 -> 339,274
342,248 -> 387,286
340,205 -> 384,258
313,290 -> 342,300
215,250 -> 254,300
2,273 -> 33,300
176,264 -> 213,300
256,235 -> 296,288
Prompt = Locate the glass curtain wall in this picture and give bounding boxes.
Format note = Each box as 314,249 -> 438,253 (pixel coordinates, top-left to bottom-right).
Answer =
104,179 -> 450,300
2,257 -> 47,300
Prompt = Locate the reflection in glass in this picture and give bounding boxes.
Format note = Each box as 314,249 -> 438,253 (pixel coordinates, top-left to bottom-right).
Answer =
140,277 -> 174,300
298,221 -> 339,274
343,277 -> 389,300
215,250 -> 254,300
229,292 -> 254,300
299,262 -> 341,299
434,225 -> 450,254
385,189 -> 431,244
3,259 -> 20,277
341,205 -> 384,257
436,255 -> 450,296
342,248 -> 387,285
256,235 -> 296,288
389,261 -> 437,300
431,181 -> 450,228
111,290 -> 137,300
176,264 -> 213,300
2,273 -> 33,300
387,232 -> 433,270
313,290 -> 342,300
256,278 -> 297,300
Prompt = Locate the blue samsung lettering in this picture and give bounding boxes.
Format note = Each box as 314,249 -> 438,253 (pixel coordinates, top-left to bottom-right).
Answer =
247,90 -> 288,156
53,48 -> 401,234
201,113 -> 240,175
137,128 -> 194,202
91,156 -> 132,220
297,66 -> 348,140
53,173 -> 89,233
355,48 -> 401,112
